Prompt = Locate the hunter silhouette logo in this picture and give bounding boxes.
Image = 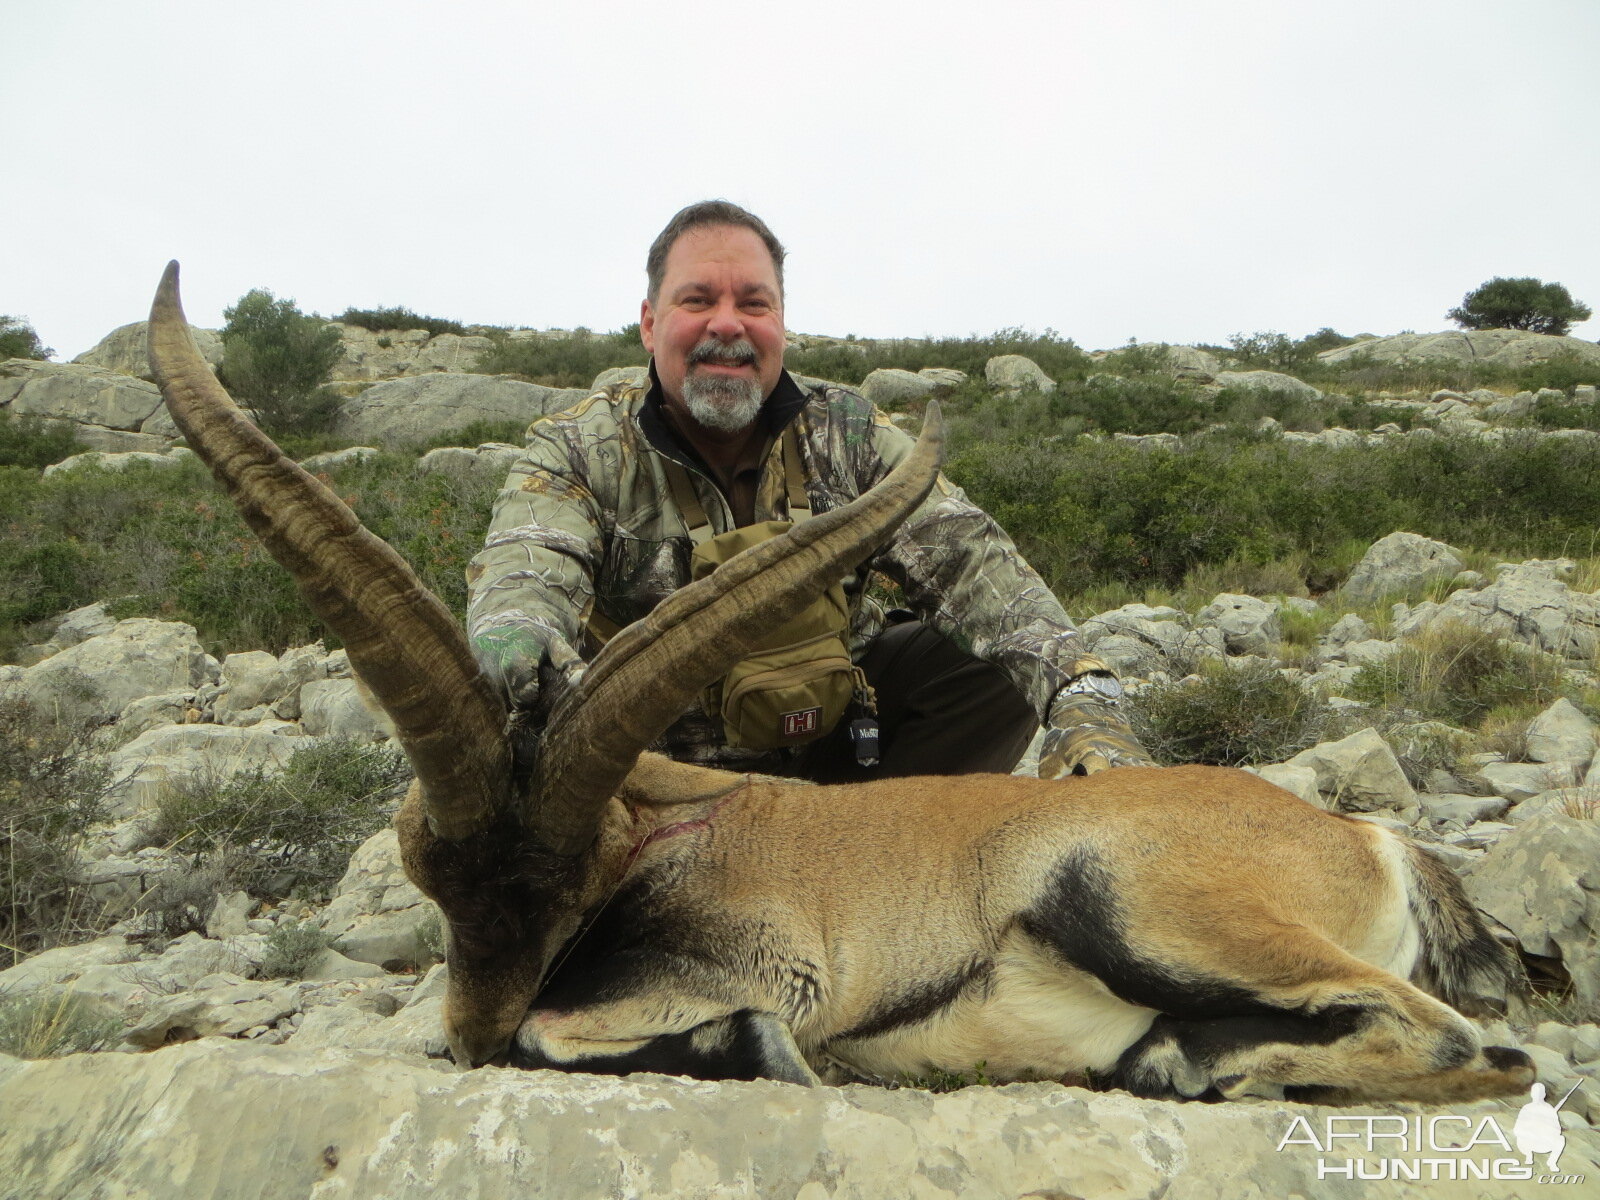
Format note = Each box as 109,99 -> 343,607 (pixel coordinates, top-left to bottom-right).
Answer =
1515,1082 -> 1580,1172
1277,1081 -> 1586,1184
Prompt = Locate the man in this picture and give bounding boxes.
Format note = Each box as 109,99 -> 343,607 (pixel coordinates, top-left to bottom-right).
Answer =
467,200 -> 1152,781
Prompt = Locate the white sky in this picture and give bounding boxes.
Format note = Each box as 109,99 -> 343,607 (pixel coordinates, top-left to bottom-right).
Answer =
6,0 -> 1598,360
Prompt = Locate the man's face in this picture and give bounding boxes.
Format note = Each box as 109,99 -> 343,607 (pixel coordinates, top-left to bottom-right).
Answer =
641,224 -> 785,436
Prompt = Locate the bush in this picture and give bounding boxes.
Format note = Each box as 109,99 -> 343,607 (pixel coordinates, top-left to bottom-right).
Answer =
474,327 -> 649,388
0,694 -> 115,968
219,289 -> 344,435
0,450 -> 500,660
1447,277 -> 1593,337
1347,621 -> 1567,728
150,737 -> 410,902
0,411 -> 80,469
0,990 -> 121,1058
0,315 -> 53,361
1128,658 -> 1334,766
258,921 -> 336,979
336,307 -> 468,338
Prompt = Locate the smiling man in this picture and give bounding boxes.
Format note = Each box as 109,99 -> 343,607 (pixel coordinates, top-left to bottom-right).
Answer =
467,200 -> 1152,782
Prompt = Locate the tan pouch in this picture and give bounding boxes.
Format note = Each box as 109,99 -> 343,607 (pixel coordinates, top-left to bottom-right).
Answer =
690,520 -> 861,750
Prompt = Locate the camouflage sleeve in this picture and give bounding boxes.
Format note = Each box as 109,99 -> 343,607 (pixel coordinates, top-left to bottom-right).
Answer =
465,419 -> 603,706
850,406 -> 1153,775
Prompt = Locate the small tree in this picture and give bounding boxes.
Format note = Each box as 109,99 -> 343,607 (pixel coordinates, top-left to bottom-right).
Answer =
219,289 -> 344,434
0,315 -> 53,361
1447,277 -> 1592,337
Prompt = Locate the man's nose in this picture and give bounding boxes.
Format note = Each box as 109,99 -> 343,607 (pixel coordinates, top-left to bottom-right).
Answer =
705,298 -> 744,339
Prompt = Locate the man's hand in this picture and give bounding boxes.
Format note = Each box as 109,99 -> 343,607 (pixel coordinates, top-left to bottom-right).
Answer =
1036,676 -> 1156,779
471,623 -> 582,711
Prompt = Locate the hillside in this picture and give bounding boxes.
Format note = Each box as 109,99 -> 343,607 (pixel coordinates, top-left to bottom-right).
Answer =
2,318 -> 1599,1193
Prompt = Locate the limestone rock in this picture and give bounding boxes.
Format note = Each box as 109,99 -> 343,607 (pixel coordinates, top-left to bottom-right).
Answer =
41,447 -> 189,478
859,368 -> 937,408
916,367 -> 967,389
1417,560 -> 1600,660
1524,697 -> 1597,765
206,890 -> 255,939
214,650 -> 290,724
1463,812 -> 1600,1020
5,1039 -> 1592,1200
590,365 -> 649,390
299,677 -> 396,742
329,324 -> 496,382
1079,604 -> 1224,674
1119,343 -> 1221,380
1286,727 -> 1418,816
331,374 -> 584,448
72,319 -> 224,380
415,442 -> 522,478
19,618 -> 216,727
299,446 -> 379,472
0,360 -> 166,431
318,830 -> 439,969
1339,532 -> 1464,605
124,978 -> 303,1048
1211,370 -> 1323,402
104,721 -> 307,816
984,354 -> 1055,394
1477,760 -> 1578,802
1319,329 -> 1600,369
1196,593 -> 1281,656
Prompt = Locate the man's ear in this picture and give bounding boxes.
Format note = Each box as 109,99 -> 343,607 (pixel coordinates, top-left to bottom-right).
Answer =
640,299 -> 655,353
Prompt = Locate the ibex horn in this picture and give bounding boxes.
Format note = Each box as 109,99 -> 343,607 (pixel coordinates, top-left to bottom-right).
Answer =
146,262 -> 509,840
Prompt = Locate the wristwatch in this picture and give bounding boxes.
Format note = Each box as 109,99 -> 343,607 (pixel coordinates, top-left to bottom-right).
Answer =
1061,670 -> 1124,706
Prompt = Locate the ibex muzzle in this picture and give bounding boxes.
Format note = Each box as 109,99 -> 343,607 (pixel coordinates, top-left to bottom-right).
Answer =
149,264 -> 1535,1102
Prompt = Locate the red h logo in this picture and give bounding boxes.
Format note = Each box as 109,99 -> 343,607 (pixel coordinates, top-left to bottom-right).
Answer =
782,707 -> 821,738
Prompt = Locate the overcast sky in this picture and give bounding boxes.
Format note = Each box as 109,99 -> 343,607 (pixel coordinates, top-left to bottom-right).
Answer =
7,0 -> 1598,360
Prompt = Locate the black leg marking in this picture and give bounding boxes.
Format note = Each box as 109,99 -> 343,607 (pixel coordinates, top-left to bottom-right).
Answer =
1018,848 -> 1285,1020
835,958 -> 993,1042
1107,1005 -> 1370,1099
512,1009 -> 818,1085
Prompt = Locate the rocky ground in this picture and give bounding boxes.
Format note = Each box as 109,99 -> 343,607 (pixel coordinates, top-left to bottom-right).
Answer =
4,322 -> 1600,1194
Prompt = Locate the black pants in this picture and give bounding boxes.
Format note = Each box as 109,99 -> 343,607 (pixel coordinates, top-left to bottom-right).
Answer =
792,620 -> 1037,783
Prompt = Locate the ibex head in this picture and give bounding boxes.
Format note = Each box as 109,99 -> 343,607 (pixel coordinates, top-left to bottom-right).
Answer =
146,263 -> 943,1064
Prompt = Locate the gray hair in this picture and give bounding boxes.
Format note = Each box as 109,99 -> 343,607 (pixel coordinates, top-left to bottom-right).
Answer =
646,201 -> 786,305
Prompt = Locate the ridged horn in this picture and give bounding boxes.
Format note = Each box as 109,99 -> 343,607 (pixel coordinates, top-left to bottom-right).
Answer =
530,402 -> 946,855
147,262 -> 509,839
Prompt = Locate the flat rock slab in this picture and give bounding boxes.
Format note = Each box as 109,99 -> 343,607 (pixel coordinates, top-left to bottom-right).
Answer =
1,1041 -> 1595,1199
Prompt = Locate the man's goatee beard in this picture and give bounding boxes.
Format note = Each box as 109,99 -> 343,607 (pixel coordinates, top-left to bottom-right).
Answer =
681,338 -> 765,432
683,375 -> 764,433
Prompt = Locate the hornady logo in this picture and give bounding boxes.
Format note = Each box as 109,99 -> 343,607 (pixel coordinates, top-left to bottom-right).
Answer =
782,707 -> 821,738
1277,1083 -> 1585,1184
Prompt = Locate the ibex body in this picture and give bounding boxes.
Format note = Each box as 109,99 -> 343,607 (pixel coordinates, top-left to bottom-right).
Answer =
149,264 -> 1532,1106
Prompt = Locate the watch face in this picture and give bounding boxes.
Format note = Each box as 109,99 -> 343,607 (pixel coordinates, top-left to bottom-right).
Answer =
1082,673 -> 1124,702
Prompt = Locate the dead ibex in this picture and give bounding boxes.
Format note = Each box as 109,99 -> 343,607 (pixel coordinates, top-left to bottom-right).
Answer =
148,263 -> 1533,1104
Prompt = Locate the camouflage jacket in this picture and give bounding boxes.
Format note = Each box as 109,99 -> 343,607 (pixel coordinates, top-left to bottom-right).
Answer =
466,365 -> 1140,772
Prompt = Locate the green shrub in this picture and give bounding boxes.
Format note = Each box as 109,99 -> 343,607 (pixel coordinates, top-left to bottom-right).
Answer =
0,990 -> 121,1057
1347,621 -> 1567,728
411,418 -> 529,452
150,737 -> 410,902
0,412 -> 81,469
473,327 -> 648,388
0,316 -> 53,361
1128,658 -> 1334,766
336,307 -> 468,338
0,451 -> 500,660
0,694 -> 114,968
219,289 -> 344,435
1448,277 -> 1593,337
258,921 -> 336,979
